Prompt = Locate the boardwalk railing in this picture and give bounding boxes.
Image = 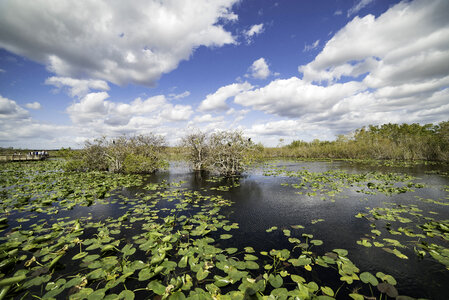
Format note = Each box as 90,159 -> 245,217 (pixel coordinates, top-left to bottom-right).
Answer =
0,154 -> 48,162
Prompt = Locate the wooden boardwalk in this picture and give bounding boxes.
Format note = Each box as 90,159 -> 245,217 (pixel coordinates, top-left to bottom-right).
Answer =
0,154 -> 48,162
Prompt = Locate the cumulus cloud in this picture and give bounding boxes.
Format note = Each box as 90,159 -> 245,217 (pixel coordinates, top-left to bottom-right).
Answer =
0,95 -> 29,119
192,114 -> 224,123
300,0 -> 449,86
234,77 -> 365,118
347,0 -> 374,17
247,58 -> 271,79
233,0 -> 449,138
198,82 -> 253,111
160,104 -> 193,121
0,0 -> 238,86
0,95 -> 72,148
25,102 -> 42,110
67,92 -> 193,136
45,76 -> 109,98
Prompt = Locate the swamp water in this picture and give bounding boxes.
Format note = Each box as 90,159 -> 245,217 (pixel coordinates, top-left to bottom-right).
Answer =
0,160 -> 448,299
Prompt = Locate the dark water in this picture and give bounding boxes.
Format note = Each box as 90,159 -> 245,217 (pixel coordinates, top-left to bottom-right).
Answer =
161,160 -> 449,299
3,160 -> 449,299
221,161 -> 449,299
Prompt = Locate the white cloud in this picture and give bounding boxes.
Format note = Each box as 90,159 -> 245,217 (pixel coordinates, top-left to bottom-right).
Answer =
192,114 -> 224,123
168,91 -> 190,100
0,95 -> 72,148
303,40 -> 320,52
249,120 -> 299,136
334,10 -> 343,16
234,0 -> 449,137
247,58 -> 271,79
245,24 -> 264,37
244,23 -> 264,43
0,0 -> 238,86
45,76 -> 109,98
198,82 -> 253,111
0,95 -> 29,119
234,77 -> 365,118
347,0 -> 374,17
160,104 -> 193,121
300,0 -> 449,86
25,102 -> 41,110
0,68 -> 5,73
67,91 -> 193,137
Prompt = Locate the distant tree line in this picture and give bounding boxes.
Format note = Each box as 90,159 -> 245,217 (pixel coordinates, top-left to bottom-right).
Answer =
60,121 -> 449,174
263,121 -> 449,161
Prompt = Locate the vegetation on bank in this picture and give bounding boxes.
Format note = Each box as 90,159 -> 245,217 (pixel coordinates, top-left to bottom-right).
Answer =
3,121 -> 449,169
260,121 -> 449,162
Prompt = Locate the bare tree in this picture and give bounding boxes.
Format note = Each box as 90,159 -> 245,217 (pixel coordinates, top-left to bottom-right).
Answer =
207,131 -> 254,176
181,131 -> 209,171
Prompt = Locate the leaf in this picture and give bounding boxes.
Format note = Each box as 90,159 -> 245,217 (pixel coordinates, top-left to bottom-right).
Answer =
214,275 -> 231,287
244,254 -> 258,261
118,290 -> 134,300
87,289 -> 106,300
147,280 -> 165,295
226,248 -> 238,254
138,268 -> 154,281
245,261 -> 259,270
196,268 -> 209,281
377,282 -> 398,298
360,272 -> 378,286
268,274 -> 283,288
220,234 -> 232,240
72,252 -> 88,260
332,249 -> 348,256
121,244 -> 136,256
320,286 -> 334,296
291,274 -> 306,284
291,225 -> 305,229
266,226 -> 278,232
244,247 -> 255,253
310,239 -> 323,246
349,293 -> 364,300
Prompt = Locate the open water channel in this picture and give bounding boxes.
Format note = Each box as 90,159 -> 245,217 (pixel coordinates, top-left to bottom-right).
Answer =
1,160 -> 448,299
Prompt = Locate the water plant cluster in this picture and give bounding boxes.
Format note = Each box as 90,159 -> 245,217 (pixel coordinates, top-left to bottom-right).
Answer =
1,159 -> 448,299
263,165 -> 425,199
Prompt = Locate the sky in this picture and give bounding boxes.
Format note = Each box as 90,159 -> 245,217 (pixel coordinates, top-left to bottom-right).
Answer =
0,0 -> 448,149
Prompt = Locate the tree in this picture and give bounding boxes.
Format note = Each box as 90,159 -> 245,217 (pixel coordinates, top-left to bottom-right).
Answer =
66,134 -> 167,173
181,131 -> 209,171
207,131 -> 254,176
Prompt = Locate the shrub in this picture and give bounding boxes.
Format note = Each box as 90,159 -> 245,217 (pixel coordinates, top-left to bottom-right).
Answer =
181,131 -> 210,171
182,130 -> 254,176
123,153 -> 168,174
68,134 -> 167,174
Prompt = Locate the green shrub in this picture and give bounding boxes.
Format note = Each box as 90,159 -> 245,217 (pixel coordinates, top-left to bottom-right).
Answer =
123,153 -> 168,174
66,134 -> 167,174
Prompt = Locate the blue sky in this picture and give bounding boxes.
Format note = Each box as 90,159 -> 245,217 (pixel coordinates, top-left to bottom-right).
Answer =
0,0 -> 448,148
